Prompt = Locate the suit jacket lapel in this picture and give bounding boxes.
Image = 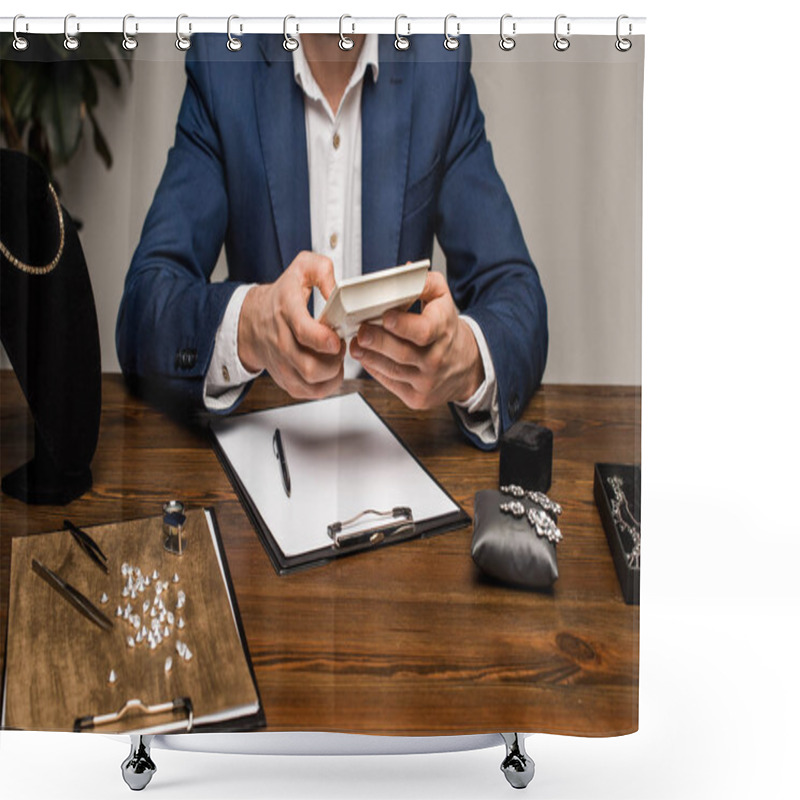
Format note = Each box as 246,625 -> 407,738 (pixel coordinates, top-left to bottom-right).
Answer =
253,36 -> 311,271
361,37 -> 414,273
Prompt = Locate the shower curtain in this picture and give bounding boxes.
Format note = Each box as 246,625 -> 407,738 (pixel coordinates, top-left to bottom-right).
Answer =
0,19 -> 643,793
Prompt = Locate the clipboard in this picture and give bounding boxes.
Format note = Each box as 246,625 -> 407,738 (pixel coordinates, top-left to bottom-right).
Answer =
209,393 -> 470,574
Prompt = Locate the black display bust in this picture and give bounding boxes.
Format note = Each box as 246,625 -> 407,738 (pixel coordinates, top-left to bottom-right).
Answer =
0,149 -> 101,504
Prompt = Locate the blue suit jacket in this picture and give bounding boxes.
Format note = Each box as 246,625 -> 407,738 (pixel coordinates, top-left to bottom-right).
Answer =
116,34 -> 547,448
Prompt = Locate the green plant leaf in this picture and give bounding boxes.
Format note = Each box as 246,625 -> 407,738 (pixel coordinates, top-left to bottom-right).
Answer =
1,33 -> 132,174
87,107 -> 112,169
80,36 -> 122,87
36,62 -> 85,167
83,65 -> 99,108
3,61 -> 38,124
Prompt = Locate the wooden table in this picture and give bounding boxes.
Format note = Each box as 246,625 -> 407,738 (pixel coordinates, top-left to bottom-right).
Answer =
0,372 -> 639,737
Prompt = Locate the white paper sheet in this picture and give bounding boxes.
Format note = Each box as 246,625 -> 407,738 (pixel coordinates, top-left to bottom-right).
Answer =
211,393 -> 460,558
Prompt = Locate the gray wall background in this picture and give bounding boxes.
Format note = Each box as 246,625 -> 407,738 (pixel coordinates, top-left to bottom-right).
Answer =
3,35 -> 642,385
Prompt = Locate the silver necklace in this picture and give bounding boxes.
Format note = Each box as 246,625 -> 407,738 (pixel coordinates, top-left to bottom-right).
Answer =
499,484 -> 563,544
607,475 -> 640,569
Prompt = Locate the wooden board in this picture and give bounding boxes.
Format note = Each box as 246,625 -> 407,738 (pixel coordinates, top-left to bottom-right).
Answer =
3,509 -> 260,732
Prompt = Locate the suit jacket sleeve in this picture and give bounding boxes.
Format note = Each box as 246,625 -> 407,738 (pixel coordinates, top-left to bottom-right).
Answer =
116,36 -> 247,415
437,38 -> 548,448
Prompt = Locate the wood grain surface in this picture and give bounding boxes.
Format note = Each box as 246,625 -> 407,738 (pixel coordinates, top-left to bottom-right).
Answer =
1,372 -> 640,736
3,509 -> 258,732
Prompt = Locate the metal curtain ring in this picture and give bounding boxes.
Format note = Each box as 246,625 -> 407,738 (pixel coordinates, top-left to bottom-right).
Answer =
499,14 -> 516,51
283,15 -> 299,51
227,15 -> 242,51
553,14 -> 570,52
339,14 -> 354,51
615,14 -> 632,52
394,15 -> 410,51
12,15 -> 29,51
122,15 -> 138,51
175,14 -> 191,51
444,14 -> 460,51
64,13 -> 80,51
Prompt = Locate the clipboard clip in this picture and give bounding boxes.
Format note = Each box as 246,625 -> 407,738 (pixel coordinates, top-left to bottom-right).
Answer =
327,507 -> 415,549
74,696 -> 194,733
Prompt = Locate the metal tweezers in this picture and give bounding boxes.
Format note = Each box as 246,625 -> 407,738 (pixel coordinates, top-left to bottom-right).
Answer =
32,559 -> 114,632
64,518 -> 109,573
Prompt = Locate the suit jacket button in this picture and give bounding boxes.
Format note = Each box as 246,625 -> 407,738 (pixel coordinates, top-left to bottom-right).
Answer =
185,350 -> 197,368
509,393 -> 520,418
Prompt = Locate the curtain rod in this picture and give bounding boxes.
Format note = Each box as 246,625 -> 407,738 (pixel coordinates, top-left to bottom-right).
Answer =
0,16 -> 646,37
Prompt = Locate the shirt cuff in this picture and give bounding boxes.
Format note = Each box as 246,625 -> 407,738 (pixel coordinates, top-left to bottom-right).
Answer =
452,315 -> 500,446
203,284 -> 261,412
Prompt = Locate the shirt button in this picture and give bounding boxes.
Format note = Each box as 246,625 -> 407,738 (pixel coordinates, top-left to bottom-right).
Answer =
329,233 -> 338,249
222,365 -> 230,383
333,132 -> 341,150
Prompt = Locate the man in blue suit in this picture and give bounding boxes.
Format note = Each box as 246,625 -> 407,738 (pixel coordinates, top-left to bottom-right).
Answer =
117,33 -> 547,449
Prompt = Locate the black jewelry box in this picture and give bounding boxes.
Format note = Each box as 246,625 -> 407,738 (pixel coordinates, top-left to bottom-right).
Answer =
499,421 -> 553,493
593,463 -> 641,605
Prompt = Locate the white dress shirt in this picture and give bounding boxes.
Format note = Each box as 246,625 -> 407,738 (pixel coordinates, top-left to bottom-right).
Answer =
204,35 -> 500,444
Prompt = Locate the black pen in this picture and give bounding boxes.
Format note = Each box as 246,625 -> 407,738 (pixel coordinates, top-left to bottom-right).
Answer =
273,428 -> 291,497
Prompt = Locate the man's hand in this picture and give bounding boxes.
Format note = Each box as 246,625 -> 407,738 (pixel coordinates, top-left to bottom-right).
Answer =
238,251 -> 344,399
349,270 -> 484,409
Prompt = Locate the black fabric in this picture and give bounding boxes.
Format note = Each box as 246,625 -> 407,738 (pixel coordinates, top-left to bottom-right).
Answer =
471,489 -> 558,589
499,421 -> 553,493
0,149 -> 101,504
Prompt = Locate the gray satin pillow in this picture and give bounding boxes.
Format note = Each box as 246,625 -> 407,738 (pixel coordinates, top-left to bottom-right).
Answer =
471,490 -> 559,589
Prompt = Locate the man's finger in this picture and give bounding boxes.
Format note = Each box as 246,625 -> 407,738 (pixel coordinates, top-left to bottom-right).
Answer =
354,345 -> 419,385
291,342 -> 345,385
286,361 -> 344,400
382,308 -> 438,347
419,269 -> 448,304
297,251 -> 337,299
359,363 -> 423,410
287,302 -> 342,354
355,324 -> 420,366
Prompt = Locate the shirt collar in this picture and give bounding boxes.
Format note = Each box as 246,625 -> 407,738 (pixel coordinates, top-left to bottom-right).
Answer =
292,33 -> 379,105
